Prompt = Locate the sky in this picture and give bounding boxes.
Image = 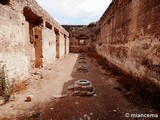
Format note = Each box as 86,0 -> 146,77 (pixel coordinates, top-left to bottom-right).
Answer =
35,0 -> 112,25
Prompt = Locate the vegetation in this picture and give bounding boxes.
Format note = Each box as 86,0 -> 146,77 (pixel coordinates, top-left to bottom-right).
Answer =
0,63 -> 14,104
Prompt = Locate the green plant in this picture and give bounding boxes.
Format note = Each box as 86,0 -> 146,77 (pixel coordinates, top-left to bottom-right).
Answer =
0,63 -> 14,104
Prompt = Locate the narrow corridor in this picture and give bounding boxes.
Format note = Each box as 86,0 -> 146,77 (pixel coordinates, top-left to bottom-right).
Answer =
1,53 -> 157,120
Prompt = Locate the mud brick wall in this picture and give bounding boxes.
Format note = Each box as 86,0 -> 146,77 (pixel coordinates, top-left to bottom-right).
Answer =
0,4 -> 33,81
0,0 -> 69,81
63,24 -> 97,53
96,0 -> 160,87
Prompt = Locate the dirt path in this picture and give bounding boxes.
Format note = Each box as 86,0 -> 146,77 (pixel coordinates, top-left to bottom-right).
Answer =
0,53 -> 159,120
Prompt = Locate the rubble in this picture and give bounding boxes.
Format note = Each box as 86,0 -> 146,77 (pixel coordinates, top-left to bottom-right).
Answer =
79,60 -> 86,63
24,95 -> 33,102
77,66 -> 89,72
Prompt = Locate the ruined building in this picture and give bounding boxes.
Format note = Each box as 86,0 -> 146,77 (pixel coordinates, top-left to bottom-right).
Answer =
0,0 -> 69,81
63,23 -> 97,53
0,0 -> 160,118
64,0 -> 160,94
0,0 -> 160,101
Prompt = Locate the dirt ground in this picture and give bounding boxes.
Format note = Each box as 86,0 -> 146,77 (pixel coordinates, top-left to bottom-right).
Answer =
0,53 -> 159,120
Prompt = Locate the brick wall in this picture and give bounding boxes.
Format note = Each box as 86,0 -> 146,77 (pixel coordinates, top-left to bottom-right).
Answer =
96,0 -> 160,87
63,24 -> 97,53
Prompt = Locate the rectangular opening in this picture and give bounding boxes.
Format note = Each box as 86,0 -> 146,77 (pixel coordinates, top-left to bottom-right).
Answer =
54,28 -> 60,58
79,39 -> 85,45
45,21 -> 52,30
64,35 -> 67,54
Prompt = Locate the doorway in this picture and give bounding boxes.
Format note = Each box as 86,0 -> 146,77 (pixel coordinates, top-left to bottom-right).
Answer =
55,28 -> 60,58
23,7 -> 43,68
33,27 -> 43,68
64,35 -> 67,54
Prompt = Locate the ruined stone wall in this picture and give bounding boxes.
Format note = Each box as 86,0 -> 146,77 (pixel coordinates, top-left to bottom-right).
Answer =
0,0 -> 69,81
63,24 -> 97,53
96,0 -> 160,88
0,4 -> 33,81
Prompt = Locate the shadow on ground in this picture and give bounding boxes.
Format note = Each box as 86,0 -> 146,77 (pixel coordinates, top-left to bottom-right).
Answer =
15,52 -> 160,120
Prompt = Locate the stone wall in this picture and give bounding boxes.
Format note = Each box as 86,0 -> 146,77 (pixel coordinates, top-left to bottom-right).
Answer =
63,24 -> 97,53
0,0 -> 69,81
0,4 -> 32,80
96,0 -> 160,88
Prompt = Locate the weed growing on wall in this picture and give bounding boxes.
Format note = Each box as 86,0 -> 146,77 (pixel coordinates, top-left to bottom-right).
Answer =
0,62 -> 14,104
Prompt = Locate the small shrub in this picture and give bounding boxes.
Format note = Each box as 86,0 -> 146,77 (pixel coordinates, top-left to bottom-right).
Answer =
0,63 -> 14,104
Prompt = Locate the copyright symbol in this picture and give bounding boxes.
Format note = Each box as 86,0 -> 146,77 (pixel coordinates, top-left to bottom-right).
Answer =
125,113 -> 130,118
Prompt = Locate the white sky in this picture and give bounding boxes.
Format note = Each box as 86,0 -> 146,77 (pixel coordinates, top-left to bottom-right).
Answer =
35,0 -> 112,25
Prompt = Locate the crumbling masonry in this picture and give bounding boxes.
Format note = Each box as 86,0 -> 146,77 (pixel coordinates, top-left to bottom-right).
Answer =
64,0 -> 160,93
0,0 -> 69,81
96,0 -> 160,92
0,0 -> 160,96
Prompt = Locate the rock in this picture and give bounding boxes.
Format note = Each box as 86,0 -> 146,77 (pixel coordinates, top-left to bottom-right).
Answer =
30,112 -> 41,118
79,60 -> 86,63
32,72 -> 39,75
77,66 -> 89,72
53,94 -> 68,98
24,95 -> 33,102
93,94 -> 97,97
87,116 -> 91,120
90,113 -> 93,116
84,114 -> 87,118
114,83 -> 123,91
10,104 -> 14,108
0,99 -> 4,105
113,109 -> 117,112
75,102 -> 79,105
125,91 -> 131,96
68,85 -> 74,90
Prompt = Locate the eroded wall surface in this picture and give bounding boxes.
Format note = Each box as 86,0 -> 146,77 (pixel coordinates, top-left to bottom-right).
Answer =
0,0 -> 69,81
63,24 -> 97,53
96,0 -> 160,87
0,4 -> 33,80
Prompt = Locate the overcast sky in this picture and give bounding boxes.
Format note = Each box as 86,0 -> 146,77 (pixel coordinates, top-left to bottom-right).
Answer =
35,0 -> 112,25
